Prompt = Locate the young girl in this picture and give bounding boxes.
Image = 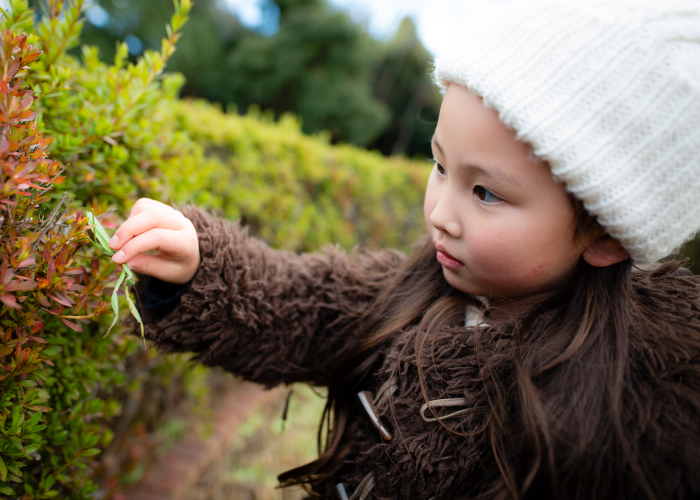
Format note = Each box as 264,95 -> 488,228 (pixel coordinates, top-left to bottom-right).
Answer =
109,0 -> 700,498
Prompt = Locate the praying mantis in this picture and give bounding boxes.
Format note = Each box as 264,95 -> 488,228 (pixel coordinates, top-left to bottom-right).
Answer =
86,211 -> 146,347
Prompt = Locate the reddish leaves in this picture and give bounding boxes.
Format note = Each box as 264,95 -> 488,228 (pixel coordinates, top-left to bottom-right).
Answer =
0,30 -> 110,387
60,318 -> 83,332
0,294 -> 19,309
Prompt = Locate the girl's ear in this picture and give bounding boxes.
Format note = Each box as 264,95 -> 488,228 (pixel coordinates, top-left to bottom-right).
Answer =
582,235 -> 630,267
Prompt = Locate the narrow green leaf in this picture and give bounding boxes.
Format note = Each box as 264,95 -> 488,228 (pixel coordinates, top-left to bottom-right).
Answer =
112,271 -> 126,314
9,406 -> 21,434
94,230 -> 113,256
7,464 -> 22,475
23,444 -> 40,454
41,345 -> 62,357
0,455 -> 7,481
103,313 -> 120,339
103,270 -> 126,338
87,210 -> 115,256
85,210 -> 97,229
8,436 -> 24,452
25,411 -> 42,431
126,292 -> 145,348
0,486 -> 15,496
90,211 -> 113,244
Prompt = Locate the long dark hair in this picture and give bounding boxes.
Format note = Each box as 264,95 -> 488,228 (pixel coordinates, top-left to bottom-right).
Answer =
279,202 -> 699,498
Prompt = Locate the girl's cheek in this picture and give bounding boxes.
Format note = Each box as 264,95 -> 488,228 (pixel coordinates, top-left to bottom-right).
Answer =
467,233 -> 512,273
468,232 -> 546,288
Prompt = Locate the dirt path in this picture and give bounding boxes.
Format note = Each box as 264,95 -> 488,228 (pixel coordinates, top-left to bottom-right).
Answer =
124,383 -> 286,500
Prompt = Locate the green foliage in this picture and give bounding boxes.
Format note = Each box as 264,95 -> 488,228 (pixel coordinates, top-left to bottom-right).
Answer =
0,26 -> 118,497
84,210 -> 145,343
221,2 -> 390,147
7,0 -> 191,212
78,0 -> 442,158
0,0 -> 430,496
161,100 -> 429,252
0,1 -> 194,497
368,18 -> 442,157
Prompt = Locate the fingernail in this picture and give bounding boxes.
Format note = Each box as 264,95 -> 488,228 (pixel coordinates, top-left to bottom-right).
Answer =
113,250 -> 125,263
109,235 -> 119,248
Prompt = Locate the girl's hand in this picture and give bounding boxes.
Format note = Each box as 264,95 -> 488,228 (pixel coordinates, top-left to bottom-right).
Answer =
109,198 -> 200,285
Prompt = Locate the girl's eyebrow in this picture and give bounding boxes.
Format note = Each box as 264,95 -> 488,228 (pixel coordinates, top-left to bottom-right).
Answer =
432,137 -> 524,188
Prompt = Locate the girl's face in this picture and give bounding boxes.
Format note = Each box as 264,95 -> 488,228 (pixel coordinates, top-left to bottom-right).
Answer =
425,84 -> 588,300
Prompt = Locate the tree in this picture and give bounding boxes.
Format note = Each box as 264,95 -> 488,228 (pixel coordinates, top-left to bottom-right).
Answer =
221,0 -> 390,146
71,0 -> 441,156
72,0 -> 239,93
368,17 -> 442,158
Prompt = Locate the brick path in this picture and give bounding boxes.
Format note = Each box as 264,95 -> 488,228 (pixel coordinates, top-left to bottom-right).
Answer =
124,383 -> 285,500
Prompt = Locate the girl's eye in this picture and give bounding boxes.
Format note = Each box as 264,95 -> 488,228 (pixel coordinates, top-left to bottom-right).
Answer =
474,185 -> 502,204
435,162 -> 445,175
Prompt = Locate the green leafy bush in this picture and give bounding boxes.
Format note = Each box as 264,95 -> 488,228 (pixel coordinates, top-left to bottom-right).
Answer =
0,27 -> 111,497
162,100 -> 429,252
0,1 -> 196,497
0,0 -> 429,497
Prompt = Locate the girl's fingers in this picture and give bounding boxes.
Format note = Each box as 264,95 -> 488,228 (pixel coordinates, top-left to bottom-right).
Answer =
128,198 -> 175,218
112,227 -> 197,266
110,209 -> 188,250
107,198 -> 199,283
121,253 -> 195,284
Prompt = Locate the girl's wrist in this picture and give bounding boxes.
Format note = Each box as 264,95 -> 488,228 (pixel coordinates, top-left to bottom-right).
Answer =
145,272 -> 197,317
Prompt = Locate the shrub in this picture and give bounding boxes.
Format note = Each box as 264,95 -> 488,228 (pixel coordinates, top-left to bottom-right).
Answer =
0,0 -> 431,497
0,27 -> 110,497
162,100 -> 429,252
0,1 -> 195,497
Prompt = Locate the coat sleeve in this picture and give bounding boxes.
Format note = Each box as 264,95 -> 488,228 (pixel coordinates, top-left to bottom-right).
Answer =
136,204 -> 407,388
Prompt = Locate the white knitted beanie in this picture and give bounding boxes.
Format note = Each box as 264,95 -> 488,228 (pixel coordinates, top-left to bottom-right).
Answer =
433,0 -> 700,264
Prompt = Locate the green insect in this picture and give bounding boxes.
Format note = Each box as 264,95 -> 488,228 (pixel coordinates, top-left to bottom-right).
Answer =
86,210 -> 146,347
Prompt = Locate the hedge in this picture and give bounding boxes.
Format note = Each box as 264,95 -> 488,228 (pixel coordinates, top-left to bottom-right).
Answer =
162,100 -> 429,252
0,0 -> 430,497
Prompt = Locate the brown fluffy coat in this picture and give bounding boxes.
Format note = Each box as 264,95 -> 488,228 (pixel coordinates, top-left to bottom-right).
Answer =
138,206 -> 700,499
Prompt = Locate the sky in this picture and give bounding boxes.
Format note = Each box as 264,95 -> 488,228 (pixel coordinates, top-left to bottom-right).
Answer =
0,0 -> 509,57
224,0 -> 511,57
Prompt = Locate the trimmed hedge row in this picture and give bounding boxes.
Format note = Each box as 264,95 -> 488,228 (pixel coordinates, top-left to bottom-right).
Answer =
163,100 -> 429,252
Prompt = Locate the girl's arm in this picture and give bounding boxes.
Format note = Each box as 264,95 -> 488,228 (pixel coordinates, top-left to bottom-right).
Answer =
112,199 -> 406,387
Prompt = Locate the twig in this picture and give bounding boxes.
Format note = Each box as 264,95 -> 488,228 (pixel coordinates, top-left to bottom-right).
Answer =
30,191 -> 68,252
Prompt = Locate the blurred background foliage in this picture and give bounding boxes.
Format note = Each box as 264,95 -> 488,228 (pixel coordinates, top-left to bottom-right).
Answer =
66,0 -> 442,158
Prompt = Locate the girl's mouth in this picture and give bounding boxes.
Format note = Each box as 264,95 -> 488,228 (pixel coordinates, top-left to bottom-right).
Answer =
436,248 -> 464,269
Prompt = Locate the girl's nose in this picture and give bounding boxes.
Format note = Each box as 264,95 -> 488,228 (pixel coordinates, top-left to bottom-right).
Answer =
429,198 -> 462,238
